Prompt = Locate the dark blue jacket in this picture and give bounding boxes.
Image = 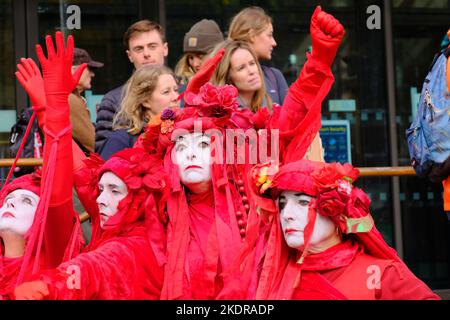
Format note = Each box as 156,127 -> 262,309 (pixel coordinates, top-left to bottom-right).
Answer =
261,65 -> 289,105
98,128 -> 137,161
95,85 -> 125,152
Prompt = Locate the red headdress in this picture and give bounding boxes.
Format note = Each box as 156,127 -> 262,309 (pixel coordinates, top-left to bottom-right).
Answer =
0,172 -> 41,297
0,172 -> 42,254
0,172 -> 41,205
78,148 -> 168,255
251,159 -> 401,299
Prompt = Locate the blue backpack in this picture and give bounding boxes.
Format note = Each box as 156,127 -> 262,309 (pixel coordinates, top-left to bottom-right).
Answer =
406,46 -> 450,182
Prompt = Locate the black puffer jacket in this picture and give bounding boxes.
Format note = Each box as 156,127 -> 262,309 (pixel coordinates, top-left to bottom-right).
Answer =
94,85 -> 125,152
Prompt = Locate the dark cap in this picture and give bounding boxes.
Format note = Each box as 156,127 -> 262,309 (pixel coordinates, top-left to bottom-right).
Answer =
73,48 -> 104,68
183,19 -> 224,54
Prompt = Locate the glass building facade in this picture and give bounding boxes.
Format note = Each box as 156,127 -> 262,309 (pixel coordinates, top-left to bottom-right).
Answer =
1,0 -> 449,290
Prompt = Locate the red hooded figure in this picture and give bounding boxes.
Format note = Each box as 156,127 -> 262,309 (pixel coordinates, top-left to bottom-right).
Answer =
130,7 -> 346,300
138,83 -> 254,299
250,160 -> 440,300
0,174 -> 42,299
13,147 -> 167,300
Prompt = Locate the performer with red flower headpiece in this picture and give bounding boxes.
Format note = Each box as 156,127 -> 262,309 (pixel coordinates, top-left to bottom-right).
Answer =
130,6 -> 346,300
250,160 -> 439,299
12,33 -> 166,300
137,81 -> 253,299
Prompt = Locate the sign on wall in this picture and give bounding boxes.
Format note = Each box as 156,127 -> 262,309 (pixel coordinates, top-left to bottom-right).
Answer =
319,120 -> 352,164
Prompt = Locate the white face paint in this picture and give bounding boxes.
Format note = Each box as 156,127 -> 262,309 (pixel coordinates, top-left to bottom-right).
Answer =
0,189 -> 40,237
278,190 -> 337,252
96,172 -> 128,228
174,132 -> 212,190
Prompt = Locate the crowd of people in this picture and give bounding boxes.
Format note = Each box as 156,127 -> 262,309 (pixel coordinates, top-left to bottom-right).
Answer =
0,6 -> 441,300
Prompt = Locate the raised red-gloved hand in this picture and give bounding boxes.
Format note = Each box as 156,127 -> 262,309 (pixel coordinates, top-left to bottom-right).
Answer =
13,280 -> 50,300
36,31 -> 85,133
186,48 -> 225,94
15,58 -> 47,128
15,58 -> 47,107
36,32 -> 86,112
310,6 -> 345,67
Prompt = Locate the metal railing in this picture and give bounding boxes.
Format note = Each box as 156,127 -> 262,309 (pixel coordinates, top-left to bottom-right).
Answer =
0,158 -> 418,224
0,158 -> 418,176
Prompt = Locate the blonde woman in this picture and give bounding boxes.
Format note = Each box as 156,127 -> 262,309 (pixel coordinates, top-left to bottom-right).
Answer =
175,19 -> 224,86
99,65 -> 178,160
211,40 -> 272,112
228,6 -> 289,105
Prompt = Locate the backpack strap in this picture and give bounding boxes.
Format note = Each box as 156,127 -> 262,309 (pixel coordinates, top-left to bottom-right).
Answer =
428,47 -> 450,73
444,46 -> 450,58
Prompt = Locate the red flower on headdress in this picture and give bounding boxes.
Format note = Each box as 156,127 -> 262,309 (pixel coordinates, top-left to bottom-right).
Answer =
312,162 -> 357,217
157,108 -> 179,135
311,162 -> 359,191
160,108 -> 177,121
160,120 -> 174,134
311,162 -> 373,234
184,83 -> 239,118
346,187 -> 371,218
250,160 -> 280,195
316,188 -> 349,218
116,149 -> 166,192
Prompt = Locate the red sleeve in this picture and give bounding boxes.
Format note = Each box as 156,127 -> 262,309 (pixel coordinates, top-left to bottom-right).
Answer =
31,105 -> 46,130
40,99 -> 78,268
378,262 -> 440,300
279,55 -> 333,128
274,56 -> 335,163
40,233 -> 164,300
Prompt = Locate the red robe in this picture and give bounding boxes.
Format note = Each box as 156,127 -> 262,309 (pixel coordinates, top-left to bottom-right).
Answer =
269,240 -> 440,300
0,105 -> 82,299
36,223 -> 163,299
30,152 -> 166,300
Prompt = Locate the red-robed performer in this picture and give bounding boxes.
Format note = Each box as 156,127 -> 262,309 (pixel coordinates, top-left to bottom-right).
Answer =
129,6 -> 345,300
12,33 -> 166,300
0,35 -> 87,299
249,160 -> 440,300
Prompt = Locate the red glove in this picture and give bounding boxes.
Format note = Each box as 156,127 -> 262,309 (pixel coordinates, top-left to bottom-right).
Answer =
186,48 -> 225,94
310,6 -> 345,67
15,58 -> 47,107
15,58 -> 46,128
36,32 -> 86,131
13,280 -> 50,300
